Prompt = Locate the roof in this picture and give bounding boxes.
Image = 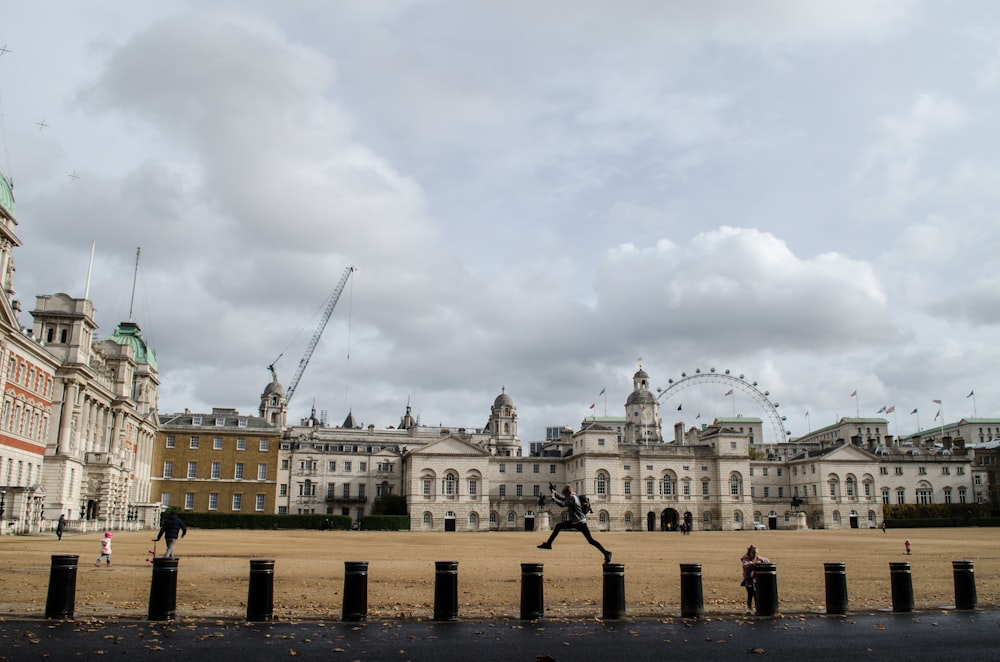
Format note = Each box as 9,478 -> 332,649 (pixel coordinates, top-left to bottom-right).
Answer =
0,171 -> 14,219
108,321 -> 157,370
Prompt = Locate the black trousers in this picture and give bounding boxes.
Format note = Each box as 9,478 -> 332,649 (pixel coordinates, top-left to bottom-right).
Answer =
545,521 -> 609,554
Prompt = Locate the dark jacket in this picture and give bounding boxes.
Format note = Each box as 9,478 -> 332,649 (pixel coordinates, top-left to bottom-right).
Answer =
156,514 -> 188,541
551,492 -> 586,524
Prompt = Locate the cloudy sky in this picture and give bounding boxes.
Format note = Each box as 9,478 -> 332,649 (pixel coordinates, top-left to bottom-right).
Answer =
2,1 -> 998,446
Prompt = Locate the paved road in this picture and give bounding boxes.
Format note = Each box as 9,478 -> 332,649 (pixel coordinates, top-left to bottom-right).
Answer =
1,610 -> 997,661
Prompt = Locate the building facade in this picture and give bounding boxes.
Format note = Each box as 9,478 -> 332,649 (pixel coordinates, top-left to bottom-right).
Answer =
152,409 -> 281,515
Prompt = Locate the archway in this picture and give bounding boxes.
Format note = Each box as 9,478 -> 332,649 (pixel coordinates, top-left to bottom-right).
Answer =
646,511 -> 656,531
444,511 -> 456,532
524,512 -> 535,531
660,508 -> 679,531
849,510 -> 859,529
768,511 -> 778,530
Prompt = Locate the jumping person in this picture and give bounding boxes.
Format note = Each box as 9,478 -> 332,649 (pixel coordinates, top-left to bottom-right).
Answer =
537,484 -> 612,563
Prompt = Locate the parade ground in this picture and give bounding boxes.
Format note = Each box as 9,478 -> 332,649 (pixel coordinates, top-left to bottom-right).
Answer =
0,527 -> 997,620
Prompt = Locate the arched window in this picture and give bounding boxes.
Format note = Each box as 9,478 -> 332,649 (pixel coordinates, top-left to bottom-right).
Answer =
469,512 -> 479,528
489,511 -> 498,525
507,512 -> 516,526
596,472 -> 608,495
624,511 -> 633,524
730,474 -> 741,496
845,476 -> 856,497
443,472 -> 457,496
662,475 -> 674,496
599,511 -> 608,525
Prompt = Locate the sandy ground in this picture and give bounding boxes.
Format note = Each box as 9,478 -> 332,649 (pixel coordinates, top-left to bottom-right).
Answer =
1,527 -> 997,620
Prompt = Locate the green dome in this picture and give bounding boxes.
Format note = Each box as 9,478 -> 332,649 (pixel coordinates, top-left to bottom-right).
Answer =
0,171 -> 14,219
109,321 -> 158,370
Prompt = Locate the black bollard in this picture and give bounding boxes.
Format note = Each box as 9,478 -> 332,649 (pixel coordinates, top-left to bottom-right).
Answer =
679,563 -> 703,618
147,557 -> 179,621
342,561 -> 369,622
890,561 -> 914,612
754,562 -> 779,616
246,559 -> 275,622
520,563 -> 544,620
602,563 -> 626,620
952,560 -> 977,610
823,562 -> 848,615
433,561 -> 459,621
44,554 -> 79,619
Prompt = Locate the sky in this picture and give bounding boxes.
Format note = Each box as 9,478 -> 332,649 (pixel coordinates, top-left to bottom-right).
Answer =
1,1 -> 999,446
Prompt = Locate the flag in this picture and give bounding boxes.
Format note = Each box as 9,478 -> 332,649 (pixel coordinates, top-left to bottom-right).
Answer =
967,390 -> 974,398
589,403 -> 595,410
910,408 -> 918,415
850,390 -> 857,397
724,389 -> 733,396
599,387 -> 605,396
804,411 -> 809,416
886,406 -> 895,413
876,406 -> 886,413
934,408 -> 941,421
677,404 -> 682,411
695,413 -> 701,420
932,399 -> 941,404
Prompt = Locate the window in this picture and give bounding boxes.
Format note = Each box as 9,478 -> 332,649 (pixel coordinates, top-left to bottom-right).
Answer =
499,464 -> 506,473
880,467 -> 888,475
957,467 -> 965,475
259,439 -> 269,451
342,483 -> 350,498
882,489 -> 890,504
344,461 -> 352,472
550,465 -> 556,474
232,494 -> 243,511
328,460 -> 337,471
236,438 -> 246,451
213,437 -> 223,450
533,484 -> 540,496
597,473 -> 607,495
444,472 -> 457,495
729,475 -> 740,496
895,467 -> 904,475
422,479 -> 431,496
959,487 -> 968,503
235,462 -> 245,480
764,487 -> 770,498
516,464 -> 523,474
187,462 -> 197,478
683,482 -> 691,496
846,477 -> 855,497
468,479 -> 478,496
942,467 -> 950,475
281,459 -> 289,470
918,467 -> 927,475
184,493 -> 195,510
778,487 -> 784,498
163,461 -> 174,478
166,436 -> 175,448
499,484 -> 506,497
256,494 -> 266,511
507,512 -> 516,526
624,480 -> 631,495
702,481 -> 709,496
257,463 -> 267,480
192,416 -> 202,426
161,493 -> 170,507
359,462 -> 366,472
211,462 -> 221,479
208,493 -> 218,510
533,464 -> 540,474
896,489 -> 905,505
279,484 -> 287,497
516,484 -> 523,497
189,436 -> 199,449
646,480 -> 654,496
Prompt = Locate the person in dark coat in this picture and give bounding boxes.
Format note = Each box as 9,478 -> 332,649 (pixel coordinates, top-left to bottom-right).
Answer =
154,512 -> 188,558
536,484 -> 612,564
56,514 -> 66,541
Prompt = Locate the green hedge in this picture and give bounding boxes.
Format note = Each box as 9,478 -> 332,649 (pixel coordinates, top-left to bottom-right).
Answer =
160,510 -> 352,530
883,517 -> 1000,528
883,503 -> 990,520
358,515 -> 411,531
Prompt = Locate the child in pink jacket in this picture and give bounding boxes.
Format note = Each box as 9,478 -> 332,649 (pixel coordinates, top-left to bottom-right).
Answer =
95,531 -> 112,567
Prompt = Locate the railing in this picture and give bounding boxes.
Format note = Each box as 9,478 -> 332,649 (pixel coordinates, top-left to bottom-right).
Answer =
325,496 -> 368,505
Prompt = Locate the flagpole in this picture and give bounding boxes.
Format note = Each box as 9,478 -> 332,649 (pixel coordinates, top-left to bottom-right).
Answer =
969,390 -> 977,418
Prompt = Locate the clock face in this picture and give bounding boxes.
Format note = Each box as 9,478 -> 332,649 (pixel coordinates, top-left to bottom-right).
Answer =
641,408 -> 653,424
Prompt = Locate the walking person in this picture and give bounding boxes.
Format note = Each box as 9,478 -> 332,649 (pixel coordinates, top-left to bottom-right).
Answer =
56,514 -> 66,541
537,484 -> 612,563
154,511 -> 188,559
740,544 -> 769,614
95,531 -> 112,567
904,539 -> 911,555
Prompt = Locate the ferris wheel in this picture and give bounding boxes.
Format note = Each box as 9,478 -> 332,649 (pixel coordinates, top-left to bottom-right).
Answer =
654,368 -> 788,444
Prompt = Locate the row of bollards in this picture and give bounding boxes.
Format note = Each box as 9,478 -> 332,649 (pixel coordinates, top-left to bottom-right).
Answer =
42,555 -> 979,621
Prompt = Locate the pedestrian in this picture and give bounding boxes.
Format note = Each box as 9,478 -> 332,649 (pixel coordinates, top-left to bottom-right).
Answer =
537,483 -> 613,563
904,539 -> 911,555
740,544 -> 769,614
95,531 -> 112,567
881,521 -> 886,533
56,514 -> 66,541
154,511 -> 188,559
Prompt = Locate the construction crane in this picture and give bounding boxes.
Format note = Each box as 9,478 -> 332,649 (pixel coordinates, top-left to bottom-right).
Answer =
269,265 -> 355,404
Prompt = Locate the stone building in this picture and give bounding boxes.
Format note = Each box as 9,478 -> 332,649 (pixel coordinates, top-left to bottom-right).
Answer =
0,169 -> 160,534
